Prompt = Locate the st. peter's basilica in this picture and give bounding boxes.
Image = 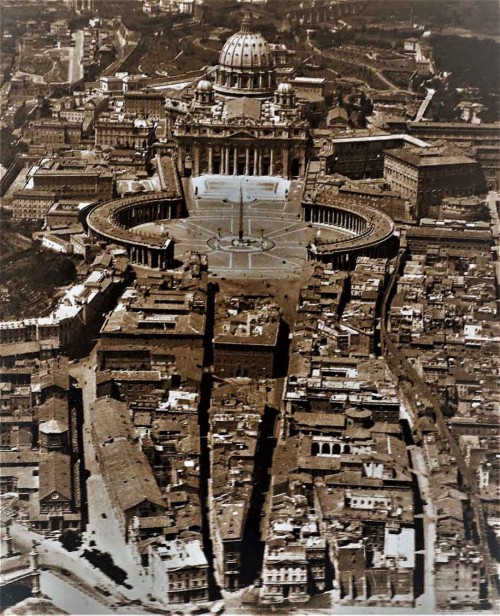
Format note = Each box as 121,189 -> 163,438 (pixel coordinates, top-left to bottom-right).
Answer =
173,13 -> 310,179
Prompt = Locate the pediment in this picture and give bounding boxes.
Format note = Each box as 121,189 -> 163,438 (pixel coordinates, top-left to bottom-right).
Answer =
227,130 -> 257,140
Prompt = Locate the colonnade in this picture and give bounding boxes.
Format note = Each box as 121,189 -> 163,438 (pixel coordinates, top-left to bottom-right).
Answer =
293,0 -> 361,25
305,204 -> 368,235
311,440 -> 352,456
303,200 -> 397,269
313,243 -> 394,269
115,199 -> 178,228
185,144 -> 305,179
128,244 -> 173,269
87,193 -> 183,271
215,70 -> 274,93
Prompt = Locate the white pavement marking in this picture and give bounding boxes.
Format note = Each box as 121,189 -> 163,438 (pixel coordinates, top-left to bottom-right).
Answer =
259,249 -> 303,268
184,219 -> 216,237
263,222 -> 299,238
267,225 -> 307,240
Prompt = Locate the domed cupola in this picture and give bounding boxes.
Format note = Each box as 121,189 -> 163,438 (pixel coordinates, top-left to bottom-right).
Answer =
275,80 -> 296,108
194,79 -> 214,106
214,11 -> 276,98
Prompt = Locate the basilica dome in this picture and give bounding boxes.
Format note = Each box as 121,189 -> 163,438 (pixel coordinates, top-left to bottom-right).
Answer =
277,81 -> 294,94
196,79 -> 214,92
214,13 -> 276,98
219,17 -> 272,70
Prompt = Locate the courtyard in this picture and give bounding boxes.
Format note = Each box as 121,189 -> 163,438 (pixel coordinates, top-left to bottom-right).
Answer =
134,175 -> 349,278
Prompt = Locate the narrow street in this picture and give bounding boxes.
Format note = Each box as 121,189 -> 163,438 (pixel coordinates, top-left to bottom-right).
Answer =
414,88 -> 436,122
40,569 -> 115,615
69,355 -> 154,603
68,30 -> 84,83
409,446 -> 436,613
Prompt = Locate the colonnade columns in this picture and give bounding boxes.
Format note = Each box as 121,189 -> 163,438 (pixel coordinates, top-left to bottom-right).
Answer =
178,146 -> 184,174
208,147 -> 213,174
194,147 -> 200,177
282,148 -> 289,179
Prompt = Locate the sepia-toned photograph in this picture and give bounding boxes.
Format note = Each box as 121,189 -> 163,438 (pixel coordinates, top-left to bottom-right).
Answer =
0,0 -> 499,614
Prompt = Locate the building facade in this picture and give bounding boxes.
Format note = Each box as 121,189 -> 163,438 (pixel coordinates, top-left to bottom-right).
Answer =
384,145 -> 486,218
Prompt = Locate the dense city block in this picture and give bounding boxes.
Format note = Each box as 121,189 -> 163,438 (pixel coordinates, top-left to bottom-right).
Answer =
0,0 -> 499,614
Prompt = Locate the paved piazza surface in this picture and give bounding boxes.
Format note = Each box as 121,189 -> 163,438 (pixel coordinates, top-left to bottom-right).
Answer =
134,175 -> 348,278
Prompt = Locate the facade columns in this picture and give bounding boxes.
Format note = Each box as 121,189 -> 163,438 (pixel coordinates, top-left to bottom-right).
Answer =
208,146 -> 213,174
194,147 -> 200,176
233,146 -> 238,175
245,147 -> 250,176
269,148 -> 274,176
253,149 -> 258,176
282,148 -> 289,179
178,146 -> 184,174
258,149 -> 263,175
224,147 -> 230,175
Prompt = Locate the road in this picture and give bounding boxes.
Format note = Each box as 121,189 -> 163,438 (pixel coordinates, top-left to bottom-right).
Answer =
69,356 -> 154,602
306,38 -> 400,91
409,446 -> 436,613
68,30 -> 84,83
487,191 -> 499,238
414,88 -> 435,122
40,569 -> 115,615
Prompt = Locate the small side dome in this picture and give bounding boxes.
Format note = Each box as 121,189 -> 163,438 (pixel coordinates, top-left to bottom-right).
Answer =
277,81 -> 294,95
196,79 -> 213,92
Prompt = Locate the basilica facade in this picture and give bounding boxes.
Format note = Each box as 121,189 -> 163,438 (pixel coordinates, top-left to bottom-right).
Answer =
173,14 -> 310,179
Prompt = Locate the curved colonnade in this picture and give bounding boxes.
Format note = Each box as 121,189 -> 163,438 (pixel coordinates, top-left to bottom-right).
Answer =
303,198 -> 397,269
87,187 -> 396,272
87,192 -> 182,268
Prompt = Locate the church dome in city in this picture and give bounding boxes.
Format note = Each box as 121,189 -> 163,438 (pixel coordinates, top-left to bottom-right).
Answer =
214,12 -> 276,98
196,79 -> 213,92
218,14 -> 273,70
277,81 -> 294,94
194,78 -> 215,106
274,80 -> 296,108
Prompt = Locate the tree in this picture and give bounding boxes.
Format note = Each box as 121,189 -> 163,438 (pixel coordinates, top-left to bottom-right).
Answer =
59,530 -> 82,552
